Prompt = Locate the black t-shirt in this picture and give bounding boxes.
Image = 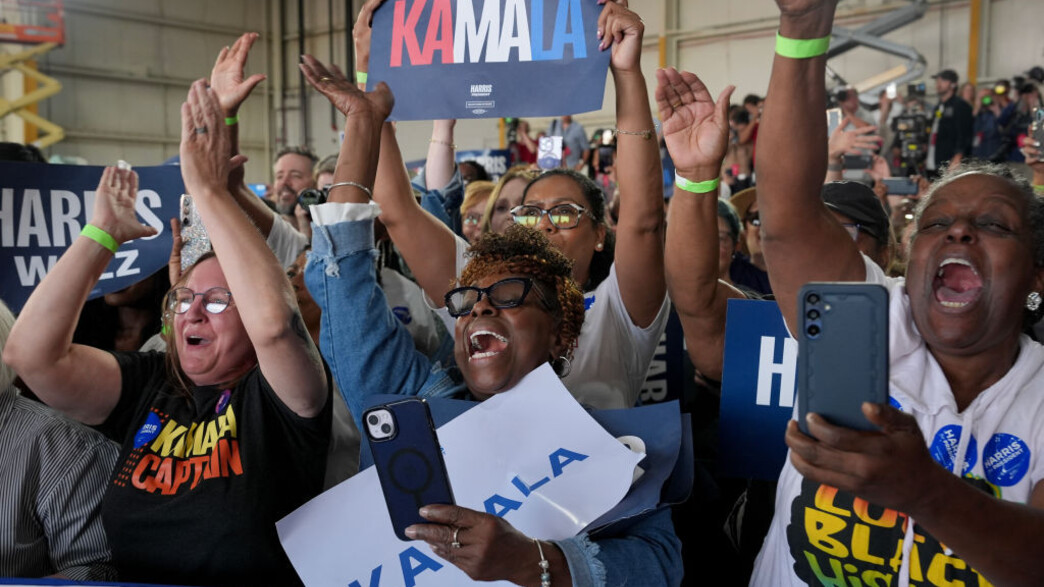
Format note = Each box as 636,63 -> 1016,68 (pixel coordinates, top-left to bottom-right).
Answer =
98,352 -> 331,586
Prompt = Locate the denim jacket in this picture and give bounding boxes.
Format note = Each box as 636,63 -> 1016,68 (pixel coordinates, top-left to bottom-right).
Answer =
306,215 -> 682,587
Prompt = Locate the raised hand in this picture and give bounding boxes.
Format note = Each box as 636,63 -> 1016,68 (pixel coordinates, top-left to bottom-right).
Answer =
167,217 -> 183,285
597,0 -> 643,74
828,118 -> 881,160
299,54 -> 393,121
90,166 -> 158,245
406,505 -> 551,584
179,79 -> 243,197
655,67 -> 734,178
210,32 -> 266,116
353,0 -> 388,79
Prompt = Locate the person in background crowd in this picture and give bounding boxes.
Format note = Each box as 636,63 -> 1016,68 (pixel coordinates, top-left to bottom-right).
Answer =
458,159 -> 490,185
959,82 -> 976,107
460,180 -> 495,243
750,0 -> 1044,584
925,68 -> 974,175
999,81 -> 1041,164
548,114 -> 590,172
0,299 -> 119,581
315,154 -> 337,189
837,87 -> 874,128
509,119 -> 539,166
821,181 -> 894,271
272,145 -> 318,222
481,166 -> 542,235
728,187 -> 772,295
5,81 -> 331,586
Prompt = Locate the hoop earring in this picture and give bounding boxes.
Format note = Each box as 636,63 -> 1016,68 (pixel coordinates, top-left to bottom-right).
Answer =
1027,291 -> 1042,312
552,356 -> 572,378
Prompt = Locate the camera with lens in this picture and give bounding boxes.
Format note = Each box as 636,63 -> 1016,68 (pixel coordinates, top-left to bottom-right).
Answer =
297,186 -> 328,209
891,112 -> 929,172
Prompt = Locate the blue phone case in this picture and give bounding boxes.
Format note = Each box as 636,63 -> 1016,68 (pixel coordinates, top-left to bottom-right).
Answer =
798,282 -> 890,434
364,399 -> 455,541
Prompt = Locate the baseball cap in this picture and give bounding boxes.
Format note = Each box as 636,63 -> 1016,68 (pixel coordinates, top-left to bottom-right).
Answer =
821,182 -> 891,245
932,69 -> 959,84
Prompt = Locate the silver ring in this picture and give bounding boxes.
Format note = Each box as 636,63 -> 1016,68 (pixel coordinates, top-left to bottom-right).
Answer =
194,126 -> 208,134
450,527 -> 462,549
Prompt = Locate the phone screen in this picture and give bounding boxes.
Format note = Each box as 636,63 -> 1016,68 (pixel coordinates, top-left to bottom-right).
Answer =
537,136 -> 563,170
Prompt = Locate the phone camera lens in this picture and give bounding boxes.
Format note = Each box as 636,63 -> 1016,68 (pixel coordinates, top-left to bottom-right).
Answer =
367,414 -> 379,426
807,325 -> 820,337
807,309 -> 820,320
807,293 -> 820,305
381,423 -> 392,434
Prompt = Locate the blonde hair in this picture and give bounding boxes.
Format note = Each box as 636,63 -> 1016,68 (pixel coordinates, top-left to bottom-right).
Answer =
460,180 -> 495,216
480,165 -> 541,234
0,300 -> 17,392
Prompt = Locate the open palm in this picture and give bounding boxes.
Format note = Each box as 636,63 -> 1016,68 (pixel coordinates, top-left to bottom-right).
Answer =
655,67 -> 734,175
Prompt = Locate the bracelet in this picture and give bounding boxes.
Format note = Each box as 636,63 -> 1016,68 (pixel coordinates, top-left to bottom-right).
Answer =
81,224 -> 119,253
1034,184 -> 1044,195
327,180 -> 373,198
775,31 -> 831,59
534,539 -> 551,587
356,71 -> 368,84
675,172 -> 720,194
224,113 -> 239,126
613,127 -> 654,140
827,162 -> 843,171
429,138 -> 456,149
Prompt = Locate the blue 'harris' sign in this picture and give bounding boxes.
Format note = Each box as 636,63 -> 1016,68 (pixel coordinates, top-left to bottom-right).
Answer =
719,298 -> 797,481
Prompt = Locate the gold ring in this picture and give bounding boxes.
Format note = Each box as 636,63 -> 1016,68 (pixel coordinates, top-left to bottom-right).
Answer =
319,76 -> 333,83
451,527 -> 462,549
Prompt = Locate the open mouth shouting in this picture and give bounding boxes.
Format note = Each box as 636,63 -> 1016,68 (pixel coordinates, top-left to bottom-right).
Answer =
932,257 -> 984,310
468,329 -> 509,361
184,333 -> 210,347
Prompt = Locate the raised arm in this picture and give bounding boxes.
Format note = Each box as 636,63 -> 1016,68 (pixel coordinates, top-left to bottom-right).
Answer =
4,168 -> 157,425
824,116 -> 881,182
179,79 -> 327,417
658,67 -> 745,380
209,32 -> 278,236
351,0 -> 460,305
423,119 -> 458,190
757,0 -> 864,333
600,1 -> 667,328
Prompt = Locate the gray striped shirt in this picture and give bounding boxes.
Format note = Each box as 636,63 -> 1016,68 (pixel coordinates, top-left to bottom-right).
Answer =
0,389 -> 118,580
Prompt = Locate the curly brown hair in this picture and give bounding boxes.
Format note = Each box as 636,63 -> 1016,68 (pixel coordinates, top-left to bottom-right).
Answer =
459,225 -> 584,361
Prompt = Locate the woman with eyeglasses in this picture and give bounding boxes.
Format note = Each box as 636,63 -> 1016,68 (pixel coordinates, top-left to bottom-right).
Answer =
460,180 -> 495,243
5,80 -> 330,586
298,49 -> 682,586
355,0 -> 667,410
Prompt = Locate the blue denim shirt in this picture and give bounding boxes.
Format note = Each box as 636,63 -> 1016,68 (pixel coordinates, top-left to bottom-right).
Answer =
306,217 -> 682,586
413,165 -> 465,237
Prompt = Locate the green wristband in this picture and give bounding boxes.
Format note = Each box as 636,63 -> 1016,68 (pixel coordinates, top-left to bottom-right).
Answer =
356,71 -> 368,84
224,113 -> 239,126
81,224 -> 119,253
775,31 -> 831,59
675,173 -> 720,195
1034,184 -> 1044,195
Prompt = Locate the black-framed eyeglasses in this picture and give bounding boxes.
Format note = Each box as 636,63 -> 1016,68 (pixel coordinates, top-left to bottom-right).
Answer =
510,203 -> 588,229
444,277 -> 546,318
745,213 -> 761,228
167,287 -> 234,315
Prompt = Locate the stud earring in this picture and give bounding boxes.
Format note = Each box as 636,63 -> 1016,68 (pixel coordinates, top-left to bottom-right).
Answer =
1027,292 -> 1042,312
595,243 -> 603,251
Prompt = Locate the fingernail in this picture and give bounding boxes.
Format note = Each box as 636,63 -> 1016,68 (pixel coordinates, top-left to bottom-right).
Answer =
404,527 -> 417,538
418,507 -> 430,517
299,55 -> 304,63
597,29 -> 602,38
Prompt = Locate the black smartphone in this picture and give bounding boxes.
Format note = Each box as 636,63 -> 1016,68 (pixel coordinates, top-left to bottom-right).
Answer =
881,177 -> 919,196
363,399 -> 455,541
842,154 -> 874,170
798,283 -> 890,435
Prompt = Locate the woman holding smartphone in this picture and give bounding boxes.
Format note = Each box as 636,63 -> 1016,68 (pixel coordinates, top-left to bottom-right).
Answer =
299,45 -> 682,586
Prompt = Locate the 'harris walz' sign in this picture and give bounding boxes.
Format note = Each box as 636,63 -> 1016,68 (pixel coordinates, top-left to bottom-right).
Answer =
368,0 -> 610,120
0,162 -> 181,313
